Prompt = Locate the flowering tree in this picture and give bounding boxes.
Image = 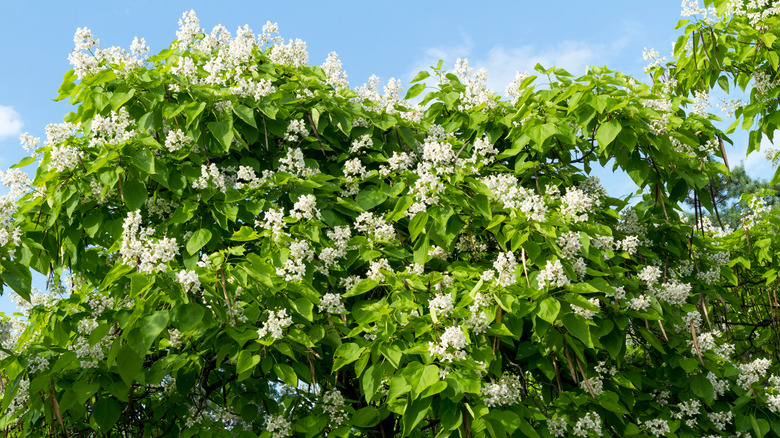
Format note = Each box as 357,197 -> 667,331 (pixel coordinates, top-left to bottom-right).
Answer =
3,2 -> 780,436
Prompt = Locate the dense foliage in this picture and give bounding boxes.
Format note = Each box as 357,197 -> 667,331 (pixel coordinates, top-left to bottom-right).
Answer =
3,1 -> 780,436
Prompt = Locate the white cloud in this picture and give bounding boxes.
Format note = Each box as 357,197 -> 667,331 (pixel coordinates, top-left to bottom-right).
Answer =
0,105 -> 23,139
408,37 -> 622,95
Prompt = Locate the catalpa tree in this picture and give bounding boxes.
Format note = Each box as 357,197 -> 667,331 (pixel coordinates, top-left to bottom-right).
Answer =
3,2 -> 780,436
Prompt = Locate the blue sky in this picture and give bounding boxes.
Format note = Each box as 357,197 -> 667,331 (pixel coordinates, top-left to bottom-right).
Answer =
0,1 -> 771,314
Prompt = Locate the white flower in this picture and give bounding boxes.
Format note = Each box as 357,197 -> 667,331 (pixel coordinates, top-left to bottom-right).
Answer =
429,293 -> 454,316
428,326 -> 468,362
319,293 -> 345,314
493,251 -> 518,287
257,309 -> 293,340
482,374 -> 523,407
176,269 -> 201,293
572,412 -> 601,437
537,260 -> 569,289
571,298 -> 600,320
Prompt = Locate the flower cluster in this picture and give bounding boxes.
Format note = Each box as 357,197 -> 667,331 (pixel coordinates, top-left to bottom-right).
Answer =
120,211 -> 179,274
257,309 -> 293,340
493,251 -> 518,287
537,260 -> 570,289
428,326 -> 468,362
481,374 -> 523,407
322,389 -> 349,428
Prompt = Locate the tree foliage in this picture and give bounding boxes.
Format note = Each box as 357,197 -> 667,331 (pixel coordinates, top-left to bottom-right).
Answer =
3,2 -> 780,436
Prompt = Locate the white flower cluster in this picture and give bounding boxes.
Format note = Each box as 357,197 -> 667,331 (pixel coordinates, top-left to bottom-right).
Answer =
0,377 -> 29,422
642,418 -> 671,436
269,38 -> 309,67
317,225 -> 352,275
628,294 -> 652,312
572,412 -> 602,437
354,212 -> 395,241
560,187 -> 594,223
68,318 -> 112,368
481,374 -> 523,407
464,292 -> 492,334
19,132 -> 41,153
579,375 -> 604,396
379,151 -> 415,176
656,280 -> 692,307
506,71 -> 532,105
481,174 -> 547,220
343,158 -> 368,183
193,163 -> 228,192
493,251 -> 518,287
168,328 -> 183,349
264,413 -> 292,438
642,47 -> 666,73
120,211 -> 179,274
367,258 -> 392,282
557,231 -> 582,259
429,293 -> 454,316
571,298 -> 601,320
91,108 -> 136,146
708,411 -> 733,430
548,416 -> 567,437
276,239 -> 314,282
176,269 -> 201,293
291,194 -> 321,220
257,207 -> 287,239
349,134 -> 373,154
257,309 -> 293,340
164,128 -> 193,152
355,75 -> 404,113
406,162 -> 445,217
278,147 -> 320,177
322,51 -> 349,89
69,26 -> 147,79
322,389 -> 349,427
452,58 -> 497,112
428,326 -> 468,362
672,399 -> 701,428
537,260 -> 570,289
318,292 -> 345,314
707,372 -> 728,400
639,265 -> 662,285
737,357 -> 771,390
284,119 -> 310,142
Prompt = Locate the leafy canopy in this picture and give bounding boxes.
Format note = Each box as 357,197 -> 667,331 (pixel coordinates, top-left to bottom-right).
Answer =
3,2 -> 780,437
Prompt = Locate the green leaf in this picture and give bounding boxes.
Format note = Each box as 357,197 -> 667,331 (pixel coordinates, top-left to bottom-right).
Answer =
344,279 -> 379,298
405,83 -> 426,100
414,365 -> 439,399
122,178 -> 147,211
187,228 -> 212,255
117,346 -> 144,385
176,303 -> 205,331
352,406 -> 380,428
562,313 -> 593,348
598,391 -> 629,414
274,363 -> 298,387
410,71 -> 431,83
132,149 -> 155,174
537,297 -> 561,323
92,398 -> 121,430
355,188 -> 388,211
208,120 -> 234,151
595,120 -> 622,150
233,104 -> 258,128
402,397 -> 431,436
409,212 -> 428,242
333,343 -> 364,371
690,374 -> 714,404
0,260 -> 31,302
